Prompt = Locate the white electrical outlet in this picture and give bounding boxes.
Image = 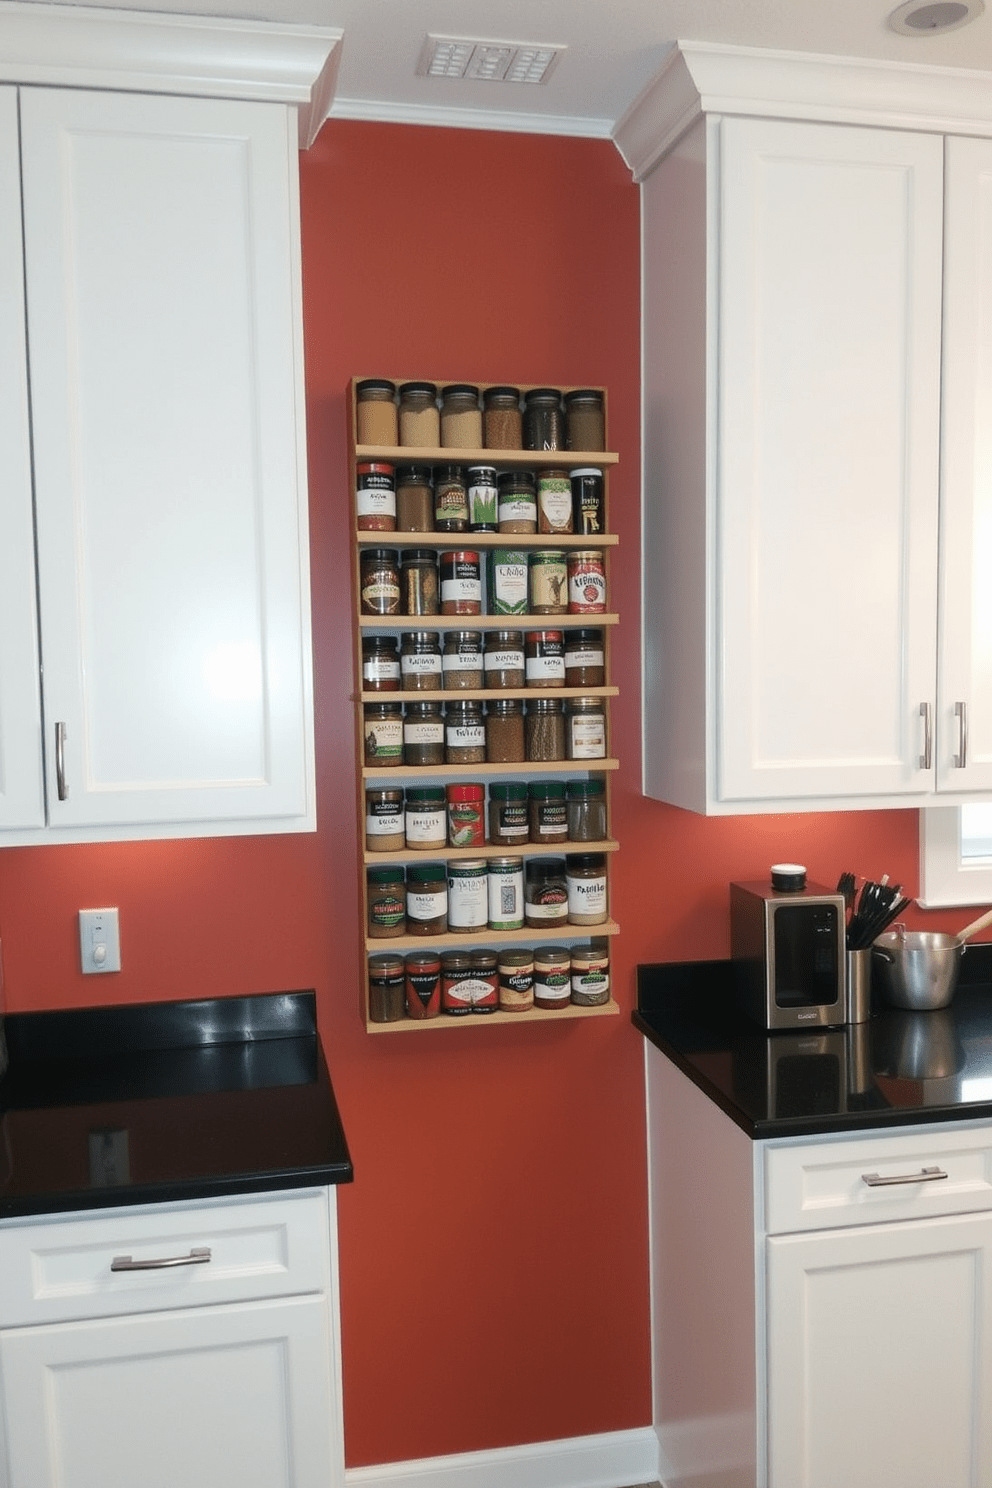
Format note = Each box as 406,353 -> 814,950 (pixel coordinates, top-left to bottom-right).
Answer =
79,908 -> 121,974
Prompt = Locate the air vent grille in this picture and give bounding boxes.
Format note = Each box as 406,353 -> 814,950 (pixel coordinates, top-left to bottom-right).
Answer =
418,35 -> 564,84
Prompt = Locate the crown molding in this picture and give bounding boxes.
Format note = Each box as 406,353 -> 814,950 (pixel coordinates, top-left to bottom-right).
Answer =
614,40 -> 992,180
0,2 -> 342,147
328,94 -> 614,140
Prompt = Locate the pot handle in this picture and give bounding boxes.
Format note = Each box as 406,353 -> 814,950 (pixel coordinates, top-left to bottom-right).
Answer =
872,947 -> 895,965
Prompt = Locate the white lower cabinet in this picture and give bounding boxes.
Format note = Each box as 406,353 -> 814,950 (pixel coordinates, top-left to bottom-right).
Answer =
0,1190 -> 344,1488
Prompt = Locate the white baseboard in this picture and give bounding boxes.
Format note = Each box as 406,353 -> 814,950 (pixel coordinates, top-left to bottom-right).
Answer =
346,1427 -> 660,1488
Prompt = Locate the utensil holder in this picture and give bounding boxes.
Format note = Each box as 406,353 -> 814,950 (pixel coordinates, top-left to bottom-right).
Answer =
847,947 -> 872,1023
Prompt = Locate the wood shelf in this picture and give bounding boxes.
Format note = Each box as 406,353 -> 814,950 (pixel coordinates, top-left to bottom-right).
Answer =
355,529 -> 618,549
360,686 -> 619,704
355,444 -> 619,469
365,918 -> 620,956
366,997 -> 620,1032
362,758 -> 620,781
359,613 -> 619,632
365,839 -> 619,866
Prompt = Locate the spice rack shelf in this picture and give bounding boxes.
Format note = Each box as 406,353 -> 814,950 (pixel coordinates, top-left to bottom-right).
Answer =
349,375 -> 621,1030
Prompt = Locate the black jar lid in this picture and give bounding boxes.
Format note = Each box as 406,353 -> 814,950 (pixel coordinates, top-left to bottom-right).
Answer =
406,861 -> 446,883
563,388 -> 603,406
360,547 -> 399,562
362,634 -> 398,650
400,549 -> 437,563
524,387 -> 563,404
567,853 -> 606,869
441,383 -> 480,399
395,464 -> 433,480
356,378 -> 396,396
526,857 -> 566,879
566,627 -> 604,644
484,385 -> 521,402
400,630 -> 439,644
398,381 -> 437,398
367,864 -> 405,885
497,469 -> 535,486
433,463 -> 465,480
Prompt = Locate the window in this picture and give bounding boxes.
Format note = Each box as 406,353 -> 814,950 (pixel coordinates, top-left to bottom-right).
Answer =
920,804 -> 992,906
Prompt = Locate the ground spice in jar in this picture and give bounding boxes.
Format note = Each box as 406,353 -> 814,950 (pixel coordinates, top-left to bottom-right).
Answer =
402,700 -> 444,766
440,550 -> 482,615
356,381 -> 398,446
433,465 -> 469,531
567,549 -> 607,615
533,946 -> 571,1010
566,853 -> 608,925
570,940 -> 611,1005
447,859 -> 488,930
524,630 -> 566,687
483,386 -> 522,449
440,385 -> 482,448
360,548 -> 401,615
497,948 -> 535,1012
523,388 -> 564,452
446,783 -> 485,847
564,389 -> 605,452
528,781 -> 568,843
566,779 -> 607,842
362,635 -> 401,692
497,471 -> 537,534
399,382 -> 440,447
400,550 -> 440,615
367,866 -> 406,938
405,862 -> 448,936
400,631 -> 442,691
467,466 -> 498,531
524,858 -> 568,929
566,696 -> 607,759
537,469 -> 574,535
489,782 -> 529,845
571,468 -> 605,535
525,697 -> 565,762
395,466 -> 434,532
363,702 -> 403,767
528,550 -> 568,615
564,628 -> 605,687
445,701 -> 486,764
484,630 -> 525,688
488,856 -> 524,931
468,950 -> 499,1013
404,786 -> 446,850
442,631 -> 484,690
486,699 -> 525,763
405,951 -> 442,1019
440,951 -> 475,1015
368,953 -> 405,1023
365,786 -> 404,851
356,462 -> 396,531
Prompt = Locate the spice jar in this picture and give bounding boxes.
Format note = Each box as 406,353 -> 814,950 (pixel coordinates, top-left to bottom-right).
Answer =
446,783 -> 485,847
498,948 -> 535,1013
440,384 -> 482,448
484,630 -> 525,689
486,699 -> 525,763
468,950 -> 499,1013
442,631 -> 484,690
356,380 -> 398,446
570,940 -> 611,1006
363,701 -> 404,767
360,548 -> 401,615
445,700 -> 486,764
564,628 -> 605,688
440,550 -> 482,615
566,696 -> 607,759
566,853 -> 608,925
524,630 -> 566,688
405,951 -> 441,1020
523,388 -> 565,451
365,785 -> 404,851
497,470 -> 537,534
489,782 -> 530,845
524,858 -> 569,929
564,389 -> 605,452
488,856 -> 524,931
571,468 -> 605,535
447,859 -> 488,931
483,386 -> 522,449
537,469 -> 574,535
395,466 -> 434,532
404,785 -> 446,850
402,700 -> 444,766
486,548 -> 529,616
526,697 -> 566,762
467,465 -> 498,531
398,381 -> 439,447
356,462 -> 396,531
440,951 -> 475,1016
367,866 -> 406,939
566,779 -> 607,842
433,464 -> 469,531
400,550 -> 440,615
567,550 -> 607,615
528,550 -> 568,615
534,946 -> 571,1010
362,635 -> 400,692
400,631 -> 442,692
405,862 -> 448,936
528,781 -> 568,843
368,953 -> 405,1023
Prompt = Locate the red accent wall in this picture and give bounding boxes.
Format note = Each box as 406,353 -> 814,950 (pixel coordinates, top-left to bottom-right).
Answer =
0,119 -> 955,1468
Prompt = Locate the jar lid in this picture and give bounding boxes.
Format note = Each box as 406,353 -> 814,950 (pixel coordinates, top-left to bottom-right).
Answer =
567,853 -> 607,870
498,949 -> 535,968
404,699 -> 442,714
449,858 -> 487,873
367,865 -> 404,884
365,784 -> 403,797
571,466 -> 604,478
534,946 -> 571,964
433,464 -> 465,479
524,387 -> 562,404
362,634 -> 398,649
569,941 -> 610,963
405,951 -> 441,970
469,950 -> 498,969
356,378 -> 396,396
440,951 -> 473,969
525,630 -> 564,643
487,698 -> 523,713
531,548 -> 568,560
398,381 -> 437,397
483,385 -> 520,401
447,784 -> 484,801
401,549 -> 437,563
395,464 -> 433,479
528,781 -> 565,798
446,700 -> 483,713
567,696 -> 604,709
445,630 -> 482,644
400,630 -> 439,643
406,861 -> 446,882
490,782 -> 528,801
489,855 -> 523,869
486,629 -> 524,645
364,701 -> 402,717
356,461 -> 396,476
563,388 -> 603,406
368,953 -> 404,976
466,464 -> 497,477
441,383 -> 480,399
497,469 -> 536,486
566,628 -> 603,644
526,857 -> 566,878
361,548 -> 399,563
405,786 -> 446,803
440,548 -> 480,562
528,697 -> 564,712
566,779 -> 605,797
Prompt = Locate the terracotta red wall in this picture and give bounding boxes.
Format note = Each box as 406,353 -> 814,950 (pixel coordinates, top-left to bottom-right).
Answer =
0,119 -> 957,1469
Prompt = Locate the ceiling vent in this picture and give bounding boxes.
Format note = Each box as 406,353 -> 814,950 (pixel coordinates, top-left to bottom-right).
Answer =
887,0 -> 984,32
417,35 -> 565,84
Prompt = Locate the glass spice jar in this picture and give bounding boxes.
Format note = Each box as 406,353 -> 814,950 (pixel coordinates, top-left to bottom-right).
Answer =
360,548 -> 401,615
402,700 -> 444,766
446,783 -> 485,848
398,382 -> 440,447
367,865 -> 406,939
570,940 -> 611,1006
395,465 -> 434,532
524,859 -> 569,929
486,699 -> 525,763
497,948 -> 535,1013
523,388 -> 565,452
524,630 -> 566,688
356,379 -> 398,446
566,853 -> 608,925
363,701 -> 403,768
368,952 -> 405,1023
528,781 -> 568,843
567,549 -> 607,615
440,550 -> 482,615
484,630 -> 526,689
537,469 -> 574,535
497,470 -> 537,534
447,859 -> 488,931
467,950 -> 499,1013
400,631 -> 442,692
528,550 -> 568,615
365,785 -> 404,851
404,862 -> 448,937
564,628 -> 605,688
442,631 -> 484,690
362,635 -> 400,692
566,696 -> 607,760
445,700 -> 486,764
356,462 -> 396,531
533,946 -> 571,1010
486,548 -> 529,617
488,856 -> 525,931
440,384 -> 482,448
525,697 -> 566,762
483,386 -> 522,449
433,465 -> 469,531
488,781 -> 530,845
440,951 -> 475,1016
405,951 -> 442,1020
400,550 -> 440,615
404,785 -> 446,850
566,779 -> 608,842
564,389 -> 605,452
571,467 -> 605,536
466,465 -> 498,532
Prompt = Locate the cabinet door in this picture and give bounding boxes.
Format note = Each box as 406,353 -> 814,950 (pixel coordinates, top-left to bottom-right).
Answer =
766,1212 -> 992,1488
0,1295 -> 339,1488
938,136 -> 992,793
717,118 -> 943,804
19,88 -> 314,833
0,87 -> 45,831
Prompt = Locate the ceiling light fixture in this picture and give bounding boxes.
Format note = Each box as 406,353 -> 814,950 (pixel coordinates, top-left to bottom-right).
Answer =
887,0 -> 984,33
418,35 -> 564,84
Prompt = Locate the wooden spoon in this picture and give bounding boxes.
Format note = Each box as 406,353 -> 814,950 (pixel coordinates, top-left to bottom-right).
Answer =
956,906 -> 992,944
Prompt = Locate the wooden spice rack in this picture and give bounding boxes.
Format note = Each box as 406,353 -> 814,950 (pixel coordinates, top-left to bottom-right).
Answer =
348,376 -> 622,1032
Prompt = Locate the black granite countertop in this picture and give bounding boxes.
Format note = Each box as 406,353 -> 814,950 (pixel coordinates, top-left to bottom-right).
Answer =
635,947 -> 992,1139
0,991 -> 353,1219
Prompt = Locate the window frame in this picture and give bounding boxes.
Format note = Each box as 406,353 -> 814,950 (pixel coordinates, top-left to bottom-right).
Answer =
920,805 -> 992,906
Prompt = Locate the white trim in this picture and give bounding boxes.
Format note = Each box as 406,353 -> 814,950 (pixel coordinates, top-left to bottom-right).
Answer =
656,1411 -> 754,1484
919,805 -> 992,906
0,2 -> 342,147
344,1429 -> 659,1488
328,95 -> 613,140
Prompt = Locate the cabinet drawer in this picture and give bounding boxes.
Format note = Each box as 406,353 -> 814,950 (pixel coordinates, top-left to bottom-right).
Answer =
765,1125 -> 992,1234
0,1190 -> 331,1327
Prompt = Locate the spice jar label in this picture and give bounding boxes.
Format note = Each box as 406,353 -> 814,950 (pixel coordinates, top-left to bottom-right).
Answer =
446,724 -> 486,748
569,716 -> 606,758
485,647 -> 525,673
364,658 -> 401,684
567,557 -> 607,613
404,721 -> 444,744
407,890 -> 447,921
486,550 -> 528,614
406,807 -> 445,842
567,874 -> 608,919
525,654 -> 566,683
443,650 -> 482,674
441,574 -> 482,605
566,645 -> 604,669
401,652 -> 442,676
366,803 -> 403,836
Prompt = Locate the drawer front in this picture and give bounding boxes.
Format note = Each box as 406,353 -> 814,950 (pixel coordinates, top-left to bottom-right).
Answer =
765,1124 -> 992,1234
0,1190 -> 331,1327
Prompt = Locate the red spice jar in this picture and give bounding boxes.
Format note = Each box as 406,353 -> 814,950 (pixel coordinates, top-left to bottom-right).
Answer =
439,550 -> 482,615
356,462 -> 396,531
446,783 -> 485,847
405,951 -> 441,1020
567,549 -> 607,614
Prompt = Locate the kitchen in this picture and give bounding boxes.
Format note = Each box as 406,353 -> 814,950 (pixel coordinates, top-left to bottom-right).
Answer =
0,2 -> 990,1487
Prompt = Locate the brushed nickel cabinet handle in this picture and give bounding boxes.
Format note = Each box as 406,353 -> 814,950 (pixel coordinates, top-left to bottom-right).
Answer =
111,1247 -> 212,1272
861,1166 -> 948,1187
955,700 -> 968,769
55,721 -> 67,801
919,701 -> 933,771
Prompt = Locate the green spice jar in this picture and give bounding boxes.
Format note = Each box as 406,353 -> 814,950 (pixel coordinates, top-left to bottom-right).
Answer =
488,782 -> 530,846
447,859 -> 488,931
570,940 -> 611,1006
528,780 -> 567,843
433,465 -> 469,532
404,786 -> 446,850
533,946 -> 571,1010
487,856 -> 524,931
497,470 -> 537,534
467,465 -> 498,531
528,549 -> 568,615
367,866 -> 405,939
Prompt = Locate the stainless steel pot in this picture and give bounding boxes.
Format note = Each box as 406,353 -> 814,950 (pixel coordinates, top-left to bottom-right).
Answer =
872,907 -> 992,1011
